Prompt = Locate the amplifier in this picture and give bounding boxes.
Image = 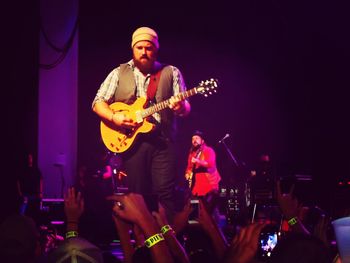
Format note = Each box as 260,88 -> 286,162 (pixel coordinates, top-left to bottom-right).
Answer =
218,186 -> 241,221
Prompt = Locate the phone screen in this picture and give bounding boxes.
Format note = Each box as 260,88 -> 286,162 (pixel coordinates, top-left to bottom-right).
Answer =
188,199 -> 199,224
259,231 -> 278,259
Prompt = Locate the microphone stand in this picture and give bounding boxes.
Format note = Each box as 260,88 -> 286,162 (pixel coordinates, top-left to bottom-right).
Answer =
220,139 -> 239,167
220,138 -> 251,213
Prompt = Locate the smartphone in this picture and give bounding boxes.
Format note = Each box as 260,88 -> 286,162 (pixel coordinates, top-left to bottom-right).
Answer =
188,199 -> 200,224
258,226 -> 279,260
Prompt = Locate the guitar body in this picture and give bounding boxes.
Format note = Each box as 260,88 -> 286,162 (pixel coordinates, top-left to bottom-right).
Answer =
186,148 -> 202,190
187,172 -> 194,190
100,97 -> 154,153
100,78 -> 218,153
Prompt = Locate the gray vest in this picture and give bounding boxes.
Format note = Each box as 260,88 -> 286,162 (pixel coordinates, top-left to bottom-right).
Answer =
115,63 -> 177,140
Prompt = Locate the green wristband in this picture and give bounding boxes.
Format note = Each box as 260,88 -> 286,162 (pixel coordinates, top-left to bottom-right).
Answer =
65,230 -> 78,239
288,217 -> 298,226
161,224 -> 174,235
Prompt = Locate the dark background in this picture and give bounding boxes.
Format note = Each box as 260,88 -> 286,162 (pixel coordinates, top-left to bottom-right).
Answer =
4,0 -> 350,212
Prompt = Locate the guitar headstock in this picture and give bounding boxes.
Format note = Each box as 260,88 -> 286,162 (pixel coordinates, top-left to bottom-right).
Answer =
196,78 -> 219,97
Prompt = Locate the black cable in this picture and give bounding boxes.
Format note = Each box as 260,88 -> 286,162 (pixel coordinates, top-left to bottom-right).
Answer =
39,16 -> 78,70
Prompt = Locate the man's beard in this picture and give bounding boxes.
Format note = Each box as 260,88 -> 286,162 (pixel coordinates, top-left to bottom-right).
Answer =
191,143 -> 201,152
134,56 -> 154,74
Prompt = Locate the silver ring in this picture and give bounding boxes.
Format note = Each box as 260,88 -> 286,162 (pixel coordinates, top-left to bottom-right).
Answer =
115,201 -> 124,209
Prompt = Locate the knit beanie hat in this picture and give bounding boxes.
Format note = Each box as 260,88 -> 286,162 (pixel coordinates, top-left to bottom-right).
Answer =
131,26 -> 159,49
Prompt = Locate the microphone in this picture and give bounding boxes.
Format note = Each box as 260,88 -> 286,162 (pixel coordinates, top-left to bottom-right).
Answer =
218,133 -> 230,143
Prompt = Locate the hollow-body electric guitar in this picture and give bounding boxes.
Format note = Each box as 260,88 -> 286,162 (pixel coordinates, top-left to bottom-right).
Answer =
187,147 -> 203,190
100,78 -> 218,153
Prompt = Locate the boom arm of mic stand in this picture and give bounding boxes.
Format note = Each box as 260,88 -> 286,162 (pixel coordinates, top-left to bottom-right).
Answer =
221,140 -> 239,167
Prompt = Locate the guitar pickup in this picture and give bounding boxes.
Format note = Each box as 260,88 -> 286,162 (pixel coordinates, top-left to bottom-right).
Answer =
135,110 -> 143,123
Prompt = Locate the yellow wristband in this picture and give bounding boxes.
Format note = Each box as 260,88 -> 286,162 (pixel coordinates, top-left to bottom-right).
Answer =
144,233 -> 164,248
287,217 -> 298,226
65,230 -> 78,239
161,225 -> 174,235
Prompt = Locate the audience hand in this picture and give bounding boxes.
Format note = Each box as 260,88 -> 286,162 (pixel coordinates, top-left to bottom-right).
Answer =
276,180 -> 301,219
112,214 -> 135,263
198,198 -> 228,260
112,214 -> 133,235
224,222 -> 265,263
108,193 -> 174,263
107,193 -> 154,226
152,203 -> 169,228
198,198 -> 214,229
64,187 -> 84,223
153,202 -> 190,263
133,223 -> 146,246
276,180 -> 311,235
173,198 -> 192,233
313,213 -> 329,246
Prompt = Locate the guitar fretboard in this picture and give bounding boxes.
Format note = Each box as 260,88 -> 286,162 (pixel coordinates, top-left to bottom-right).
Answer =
141,87 -> 199,118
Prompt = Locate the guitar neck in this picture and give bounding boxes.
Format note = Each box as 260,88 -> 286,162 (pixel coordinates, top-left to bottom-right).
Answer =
192,148 -> 202,170
141,86 -> 199,118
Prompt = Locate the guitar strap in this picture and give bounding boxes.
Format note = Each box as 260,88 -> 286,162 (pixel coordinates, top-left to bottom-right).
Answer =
147,68 -> 163,101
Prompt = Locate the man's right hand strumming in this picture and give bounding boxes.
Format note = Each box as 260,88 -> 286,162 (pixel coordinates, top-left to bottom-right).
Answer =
111,111 -> 136,129
93,101 -> 136,129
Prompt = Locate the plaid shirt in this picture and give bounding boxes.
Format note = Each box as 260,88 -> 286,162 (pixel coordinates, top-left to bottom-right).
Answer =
92,60 -> 187,123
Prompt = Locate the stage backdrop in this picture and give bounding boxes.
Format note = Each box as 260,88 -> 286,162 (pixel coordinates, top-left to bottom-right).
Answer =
78,0 -> 350,209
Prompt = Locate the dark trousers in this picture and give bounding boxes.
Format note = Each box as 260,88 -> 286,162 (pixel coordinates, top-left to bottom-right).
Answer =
122,133 -> 177,222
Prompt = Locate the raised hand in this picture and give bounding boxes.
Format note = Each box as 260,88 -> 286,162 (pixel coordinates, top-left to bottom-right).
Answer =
313,213 -> 330,246
108,193 -> 174,263
224,222 -> 266,263
198,198 -> 228,260
198,198 -> 215,230
276,180 -> 301,219
111,215 -> 135,262
152,203 -> 169,228
276,180 -> 311,234
64,187 -> 84,223
173,197 -> 192,233
107,193 -> 153,226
